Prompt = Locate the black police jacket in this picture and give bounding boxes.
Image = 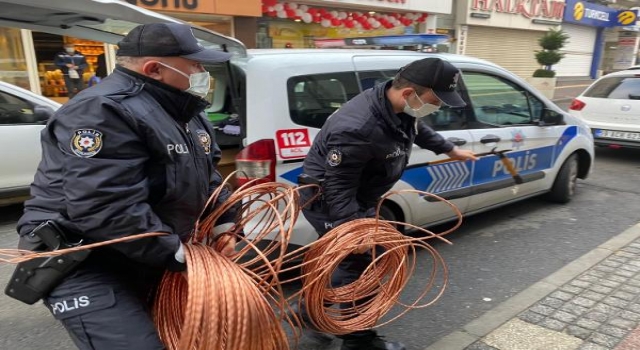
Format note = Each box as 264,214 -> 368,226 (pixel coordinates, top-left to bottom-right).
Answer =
17,66 -> 236,269
302,81 -> 454,226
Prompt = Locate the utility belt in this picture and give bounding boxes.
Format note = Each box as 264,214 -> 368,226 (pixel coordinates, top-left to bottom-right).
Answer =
5,220 -> 90,305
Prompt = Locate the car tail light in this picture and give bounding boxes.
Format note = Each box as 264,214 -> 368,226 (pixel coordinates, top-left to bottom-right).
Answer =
569,99 -> 586,111
235,139 -> 276,187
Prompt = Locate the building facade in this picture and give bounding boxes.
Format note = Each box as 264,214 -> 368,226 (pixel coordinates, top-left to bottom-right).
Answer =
558,0 -> 638,78
256,0 -> 453,49
454,0 -> 566,78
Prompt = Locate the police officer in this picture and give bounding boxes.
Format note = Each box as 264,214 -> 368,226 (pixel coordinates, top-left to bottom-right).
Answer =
298,57 -> 478,350
54,43 -> 88,98
16,23 -> 238,349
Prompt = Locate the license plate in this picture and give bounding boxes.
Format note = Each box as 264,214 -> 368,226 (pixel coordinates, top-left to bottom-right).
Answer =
594,129 -> 640,141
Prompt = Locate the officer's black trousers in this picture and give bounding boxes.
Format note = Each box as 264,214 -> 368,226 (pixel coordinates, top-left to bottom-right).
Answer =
43,256 -> 165,350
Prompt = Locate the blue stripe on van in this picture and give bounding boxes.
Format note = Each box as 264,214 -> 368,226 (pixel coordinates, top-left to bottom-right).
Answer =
280,127 -> 578,192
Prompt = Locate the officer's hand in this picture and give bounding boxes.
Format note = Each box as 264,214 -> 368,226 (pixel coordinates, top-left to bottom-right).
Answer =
446,147 -> 478,161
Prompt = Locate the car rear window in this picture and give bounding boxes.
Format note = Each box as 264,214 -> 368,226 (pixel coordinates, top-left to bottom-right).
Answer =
583,76 -> 640,99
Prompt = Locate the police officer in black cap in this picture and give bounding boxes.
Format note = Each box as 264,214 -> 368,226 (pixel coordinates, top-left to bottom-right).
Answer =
15,23 -> 238,349
297,57 -> 478,350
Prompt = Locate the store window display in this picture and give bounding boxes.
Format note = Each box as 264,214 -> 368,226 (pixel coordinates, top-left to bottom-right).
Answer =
0,27 -> 30,90
39,37 -> 105,99
54,43 -> 88,98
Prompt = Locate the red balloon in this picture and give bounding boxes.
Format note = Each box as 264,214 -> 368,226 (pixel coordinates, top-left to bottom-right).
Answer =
308,8 -> 318,15
323,12 -> 333,19
384,22 -> 394,29
286,9 -> 296,18
313,14 -> 322,23
344,20 -> 354,28
268,11 -> 277,17
331,18 -> 342,26
263,0 -> 277,6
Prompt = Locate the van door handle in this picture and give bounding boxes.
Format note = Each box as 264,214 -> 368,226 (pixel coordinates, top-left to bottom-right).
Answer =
480,134 -> 501,144
447,137 -> 467,146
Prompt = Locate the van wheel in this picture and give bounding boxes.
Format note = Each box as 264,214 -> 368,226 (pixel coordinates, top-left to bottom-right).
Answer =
378,205 -> 402,232
546,154 -> 579,204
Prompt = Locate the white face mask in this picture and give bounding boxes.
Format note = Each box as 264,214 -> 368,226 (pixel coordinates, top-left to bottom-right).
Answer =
158,62 -> 211,99
403,91 -> 440,118
65,47 -> 75,54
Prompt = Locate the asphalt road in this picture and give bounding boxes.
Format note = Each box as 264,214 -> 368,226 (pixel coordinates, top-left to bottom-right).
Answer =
2,147 -> 638,350
3,91 -> 640,350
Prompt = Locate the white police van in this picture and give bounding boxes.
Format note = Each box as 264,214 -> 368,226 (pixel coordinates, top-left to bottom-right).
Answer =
226,49 -> 594,246
0,0 -> 594,249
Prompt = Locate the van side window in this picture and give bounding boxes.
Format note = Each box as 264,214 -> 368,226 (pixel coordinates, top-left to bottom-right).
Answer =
357,70 -> 397,90
418,79 -> 470,132
463,72 -> 540,128
419,105 -> 470,131
287,72 -> 360,129
0,90 -> 47,125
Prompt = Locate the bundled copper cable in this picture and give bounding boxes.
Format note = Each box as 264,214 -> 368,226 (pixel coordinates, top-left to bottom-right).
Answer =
153,177 -> 303,350
0,177 -> 465,349
154,244 -> 288,350
285,190 -> 462,335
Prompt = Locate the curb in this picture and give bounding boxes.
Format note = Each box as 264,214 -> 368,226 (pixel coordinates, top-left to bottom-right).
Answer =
424,222 -> 640,350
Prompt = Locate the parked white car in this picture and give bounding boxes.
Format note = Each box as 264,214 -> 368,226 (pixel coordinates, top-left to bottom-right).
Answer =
0,0 -> 595,251
569,69 -> 640,149
0,81 -> 60,206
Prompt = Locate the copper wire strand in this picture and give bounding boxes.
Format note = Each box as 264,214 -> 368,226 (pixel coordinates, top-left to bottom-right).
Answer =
1,171 -> 464,349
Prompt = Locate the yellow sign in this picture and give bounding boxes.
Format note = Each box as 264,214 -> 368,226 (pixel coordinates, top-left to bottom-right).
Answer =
618,11 -> 637,26
573,2 -> 584,21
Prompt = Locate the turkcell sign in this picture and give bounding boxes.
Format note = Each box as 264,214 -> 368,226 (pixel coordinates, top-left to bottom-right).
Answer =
564,0 -> 638,27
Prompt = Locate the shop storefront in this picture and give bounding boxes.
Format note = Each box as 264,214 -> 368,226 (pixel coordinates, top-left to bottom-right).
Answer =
124,0 -> 263,37
455,0 -> 565,78
257,0 -> 453,49
0,0 -> 261,99
0,27 -> 111,100
0,27 -> 31,90
558,0 -> 639,78
125,0 -> 262,48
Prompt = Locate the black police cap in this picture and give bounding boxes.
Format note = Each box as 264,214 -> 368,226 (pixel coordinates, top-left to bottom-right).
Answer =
398,57 -> 466,108
116,23 -> 232,64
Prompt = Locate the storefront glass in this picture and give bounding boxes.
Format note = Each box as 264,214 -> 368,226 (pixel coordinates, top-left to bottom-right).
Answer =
0,27 -> 29,89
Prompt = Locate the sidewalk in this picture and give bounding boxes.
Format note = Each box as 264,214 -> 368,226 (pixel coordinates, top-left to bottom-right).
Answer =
552,78 -> 594,103
426,222 -> 640,350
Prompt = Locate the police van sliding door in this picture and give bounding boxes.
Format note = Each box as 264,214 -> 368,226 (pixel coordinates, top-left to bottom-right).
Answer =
352,55 -> 475,226
462,71 -> 561,212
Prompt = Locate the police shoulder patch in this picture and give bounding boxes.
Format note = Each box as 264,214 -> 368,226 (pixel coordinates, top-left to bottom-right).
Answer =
196,129 -> 212,155
327,148 -> 342,167
71,129 -> 103,158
